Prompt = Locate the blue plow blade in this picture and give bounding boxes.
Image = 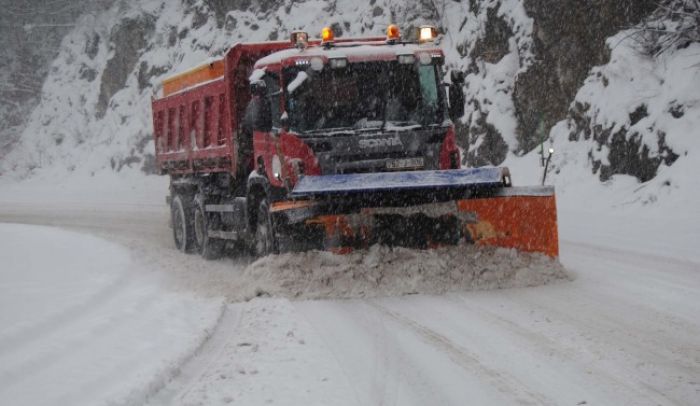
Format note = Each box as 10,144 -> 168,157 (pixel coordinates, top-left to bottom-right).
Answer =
291,167 -> 506,198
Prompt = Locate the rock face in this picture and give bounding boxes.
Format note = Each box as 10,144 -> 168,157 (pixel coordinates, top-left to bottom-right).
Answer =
96,16 -> 155,118
470,7 -> 513,64
568,102 -> 680,182
444,0 -> 691,187
514,0 -> 656,152
458,0 -> 658,167
558,1 -> 697,185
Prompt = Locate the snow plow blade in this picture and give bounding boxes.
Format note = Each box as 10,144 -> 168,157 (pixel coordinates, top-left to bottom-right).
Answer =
272,168 -> 558,258
456,186 -> 559,257
290,167 -> 508,197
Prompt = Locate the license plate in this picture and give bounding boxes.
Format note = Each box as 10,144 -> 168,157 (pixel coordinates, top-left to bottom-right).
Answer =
386,157 -> 424,170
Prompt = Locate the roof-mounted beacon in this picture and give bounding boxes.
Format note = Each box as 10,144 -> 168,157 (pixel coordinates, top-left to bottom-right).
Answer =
291,31 -> 309,49
418,25 -> 439,43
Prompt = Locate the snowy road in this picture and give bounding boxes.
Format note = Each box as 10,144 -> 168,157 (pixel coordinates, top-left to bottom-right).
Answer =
0,201 -> 698,405
0,222 -> 223,406
154,240 -> 698,406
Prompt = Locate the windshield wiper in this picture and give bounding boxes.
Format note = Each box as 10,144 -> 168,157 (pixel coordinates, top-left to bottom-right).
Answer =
352,118 -> 383,130
302,126 -> 354,135
388,120 -> 421,127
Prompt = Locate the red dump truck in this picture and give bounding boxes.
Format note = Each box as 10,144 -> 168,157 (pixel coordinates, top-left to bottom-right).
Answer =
152,25 -> 558,259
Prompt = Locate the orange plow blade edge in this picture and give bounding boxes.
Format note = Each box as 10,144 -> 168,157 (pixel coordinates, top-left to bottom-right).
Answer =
456,187 -> 559,257
274,185 -> 559,258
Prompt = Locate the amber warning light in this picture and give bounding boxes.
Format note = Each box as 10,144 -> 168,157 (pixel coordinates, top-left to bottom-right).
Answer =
321,26 -> 334,44
386,24 -> 400,42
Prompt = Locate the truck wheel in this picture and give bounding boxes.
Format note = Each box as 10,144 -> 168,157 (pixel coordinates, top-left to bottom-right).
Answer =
193,196 -> 225,260
171,194 -> 195,253
254,198 -> 277,257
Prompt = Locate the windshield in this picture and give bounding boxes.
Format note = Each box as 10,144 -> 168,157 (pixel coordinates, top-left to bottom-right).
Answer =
284,61 -> 444,133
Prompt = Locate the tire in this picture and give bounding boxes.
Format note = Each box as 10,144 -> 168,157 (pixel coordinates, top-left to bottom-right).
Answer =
193,195 -> 225,260
253,198 -> 277,257
171,194 -> 195,253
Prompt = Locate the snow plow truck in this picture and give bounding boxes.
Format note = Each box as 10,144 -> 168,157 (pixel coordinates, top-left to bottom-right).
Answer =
151,25 -> 559,259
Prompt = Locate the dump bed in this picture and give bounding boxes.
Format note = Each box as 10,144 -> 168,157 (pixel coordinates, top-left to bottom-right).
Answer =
151,41 -> 292,176
153,75 -> 230,174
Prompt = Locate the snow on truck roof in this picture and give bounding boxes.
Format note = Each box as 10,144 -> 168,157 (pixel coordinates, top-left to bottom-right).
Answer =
156,39 -> 444,99
254,42 -> 444,68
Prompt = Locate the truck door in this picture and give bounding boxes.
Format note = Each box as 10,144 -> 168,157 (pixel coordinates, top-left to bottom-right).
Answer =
252,71 -> 284,188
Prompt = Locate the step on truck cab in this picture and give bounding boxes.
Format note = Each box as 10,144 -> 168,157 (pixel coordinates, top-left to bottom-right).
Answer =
152,24 -> 559,259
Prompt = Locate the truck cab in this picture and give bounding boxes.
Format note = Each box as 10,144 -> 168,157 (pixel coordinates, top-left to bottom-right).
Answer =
246,27 -> 463,196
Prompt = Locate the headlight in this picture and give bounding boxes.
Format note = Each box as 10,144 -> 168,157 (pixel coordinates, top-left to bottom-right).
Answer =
397,54 -> 415,64
329,58 -> 348,69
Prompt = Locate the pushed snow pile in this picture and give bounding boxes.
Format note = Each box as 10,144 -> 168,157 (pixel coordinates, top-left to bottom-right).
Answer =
242,244 -> 569,300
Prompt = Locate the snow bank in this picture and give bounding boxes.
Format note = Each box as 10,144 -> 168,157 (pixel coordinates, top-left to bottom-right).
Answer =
240,244 -> 569,300
0,223 -> 223,406
541,37 -> 700,214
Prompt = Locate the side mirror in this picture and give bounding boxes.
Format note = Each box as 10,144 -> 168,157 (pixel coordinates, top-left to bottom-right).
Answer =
448,82 -> 465,122
446,70 -> 465,121
249,80 -> 272,132
450,70 -> 465,84
250,79 -> 266,96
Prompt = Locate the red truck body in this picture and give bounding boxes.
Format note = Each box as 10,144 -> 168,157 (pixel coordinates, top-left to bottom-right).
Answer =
152,37 -> 393,178
151,29 -> 558,259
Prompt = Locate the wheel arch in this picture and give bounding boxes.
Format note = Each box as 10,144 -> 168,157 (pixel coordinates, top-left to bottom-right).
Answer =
169,176 -> 202,198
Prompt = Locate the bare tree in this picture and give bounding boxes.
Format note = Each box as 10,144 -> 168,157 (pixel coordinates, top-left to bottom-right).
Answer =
630,0 -> 700,56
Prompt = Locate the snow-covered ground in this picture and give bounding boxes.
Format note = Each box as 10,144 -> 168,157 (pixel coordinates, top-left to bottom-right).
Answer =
151,208 -> 699,405
0,222 -> 223,406
0,173 -> 698,405
0,2 -> 698,402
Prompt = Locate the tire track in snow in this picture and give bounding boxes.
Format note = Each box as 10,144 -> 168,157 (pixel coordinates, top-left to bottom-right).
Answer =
296,301 -> 398,406
164,299 -> 362,406
369,312 -> 400,406
297,299 -> 477,406
518,287 -> 700,375
367,301 -> 557,406
0,287 -> 159,388
1,293 -> 225,406
443,294 -> 681,406
145,303 -> 241,406
490,286 -> 700,404
84,301 -> 228,406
